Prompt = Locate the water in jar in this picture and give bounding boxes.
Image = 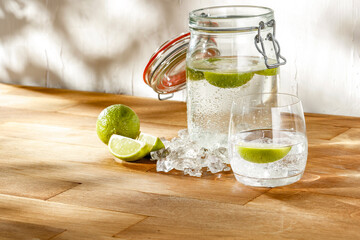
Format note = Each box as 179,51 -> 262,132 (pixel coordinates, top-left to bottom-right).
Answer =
186,56 -> 279,148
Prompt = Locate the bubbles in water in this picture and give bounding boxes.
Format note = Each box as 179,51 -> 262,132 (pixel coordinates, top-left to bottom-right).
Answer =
150,129 -> 231,177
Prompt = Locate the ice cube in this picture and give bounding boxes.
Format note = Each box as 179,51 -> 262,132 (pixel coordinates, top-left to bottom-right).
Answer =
150,129 -> 230,177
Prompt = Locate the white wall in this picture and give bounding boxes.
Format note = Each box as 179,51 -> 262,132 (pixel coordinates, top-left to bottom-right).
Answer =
0,0 -> 359,116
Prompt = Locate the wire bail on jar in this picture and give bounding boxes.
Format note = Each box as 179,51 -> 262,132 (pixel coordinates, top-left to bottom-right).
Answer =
254,19 -> 287,69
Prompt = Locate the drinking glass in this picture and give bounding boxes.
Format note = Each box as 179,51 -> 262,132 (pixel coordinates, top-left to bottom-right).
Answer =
228,93 -> 308,187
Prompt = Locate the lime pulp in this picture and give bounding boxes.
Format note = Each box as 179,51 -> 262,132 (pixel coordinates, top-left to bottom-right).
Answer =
108,134 -> 149,162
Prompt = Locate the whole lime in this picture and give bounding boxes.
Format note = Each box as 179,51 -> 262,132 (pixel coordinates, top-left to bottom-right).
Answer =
96,104 -> 140,145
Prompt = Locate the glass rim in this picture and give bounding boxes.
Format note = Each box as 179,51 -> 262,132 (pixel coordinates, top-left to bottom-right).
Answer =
189,5 -> 274,33
232,92 -> 302,108
189,5 -> 274,20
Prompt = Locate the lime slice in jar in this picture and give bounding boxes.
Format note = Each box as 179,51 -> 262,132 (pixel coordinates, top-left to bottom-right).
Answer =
237,145 -> 292,164
255,68 -> 279,76
186,67 -> 204,81
204,71 -> 254,88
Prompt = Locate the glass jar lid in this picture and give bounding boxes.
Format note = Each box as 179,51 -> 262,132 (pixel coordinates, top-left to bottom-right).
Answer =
143,32 -> 190,100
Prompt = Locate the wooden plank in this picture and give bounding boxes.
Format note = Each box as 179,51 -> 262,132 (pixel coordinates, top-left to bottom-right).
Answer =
0,106 -> 97,131
308,127 -> 360,158
276,170 -> 360,199
0,170 -> 79,200
115,209 -> 360,240
246,189 -> 360,222
0,122 -> 102,148
306,113 -> 360,128
308,155 -> 360,172
0,219 -> 65,240
140,122 -> 184,140
0,135 -> 111,165
3,155 -> 266,205
0,194 -> 145,238
0,94 -> 79,112
0,107 -> 181,142
51,231 -> 118,240
58,100 -> 187,127
330,127 -> 360,143
305,123 -> 349,140
49,181 -> 268,218
49,185 -> 360,239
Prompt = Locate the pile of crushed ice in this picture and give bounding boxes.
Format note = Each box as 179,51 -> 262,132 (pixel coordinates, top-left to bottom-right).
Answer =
150,129 -> 231,177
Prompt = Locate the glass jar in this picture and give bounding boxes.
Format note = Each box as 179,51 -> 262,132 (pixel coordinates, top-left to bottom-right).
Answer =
144,5 -> 286,148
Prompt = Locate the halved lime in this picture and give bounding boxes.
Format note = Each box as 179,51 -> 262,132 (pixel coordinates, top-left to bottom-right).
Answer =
108,134 -> 149,162
204,71 -> 254,88
186,67 -> 204,81
237,145 -> 291,164
137,132 -> 165,152
255,68 -> 278,76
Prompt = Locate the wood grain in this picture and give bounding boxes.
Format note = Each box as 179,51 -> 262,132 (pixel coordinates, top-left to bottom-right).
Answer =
0,170 -> 79,200
0,83 -> 360,239
0,219 -> 65,240
0,194 -> 145,238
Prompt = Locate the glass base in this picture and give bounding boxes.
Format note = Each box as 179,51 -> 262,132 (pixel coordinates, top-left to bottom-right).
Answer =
234,172 -> 304,187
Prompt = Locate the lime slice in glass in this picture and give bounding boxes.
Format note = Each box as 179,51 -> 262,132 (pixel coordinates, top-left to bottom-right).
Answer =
237,145 -> 291,164
137,132 -> 165,152
204,71 -> 254,88
108,134 -> 149,162
255,68 -> 278,76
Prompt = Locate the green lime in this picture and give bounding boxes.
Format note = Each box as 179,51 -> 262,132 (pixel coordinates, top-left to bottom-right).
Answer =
96,104 -> 140,145
237,145 -> 291,164
137,132 -> 165,152
186,67 -> 204,81
204,71 -> 254,88
108,134 -> 149,162
255,68 -> 279,76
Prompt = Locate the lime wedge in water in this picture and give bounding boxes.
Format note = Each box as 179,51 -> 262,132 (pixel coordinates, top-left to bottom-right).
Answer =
255,68 -> 278,76
237,145 -> 291,164
186,67 -> 204,81
108,134 -> 149,162
204,72 -> 254,88
137,132 -> 165,152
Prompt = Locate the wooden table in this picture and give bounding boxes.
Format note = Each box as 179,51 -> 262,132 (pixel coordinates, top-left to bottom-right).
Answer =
0,83 -> 359,239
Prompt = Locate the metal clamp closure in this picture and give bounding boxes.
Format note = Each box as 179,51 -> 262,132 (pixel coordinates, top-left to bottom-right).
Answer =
158,93 -> 174,101
254,19 -> 286,69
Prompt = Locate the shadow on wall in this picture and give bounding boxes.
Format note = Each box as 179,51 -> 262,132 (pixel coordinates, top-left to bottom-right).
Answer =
0,0 -> 183,94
